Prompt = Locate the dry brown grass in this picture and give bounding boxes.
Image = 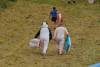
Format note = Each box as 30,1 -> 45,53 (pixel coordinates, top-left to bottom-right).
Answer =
0,0 -> 100,67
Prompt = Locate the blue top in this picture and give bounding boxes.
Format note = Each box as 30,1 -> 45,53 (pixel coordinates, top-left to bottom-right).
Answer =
50,10 -> 57,17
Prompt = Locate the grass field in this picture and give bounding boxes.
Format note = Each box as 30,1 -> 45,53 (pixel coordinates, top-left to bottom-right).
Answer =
0,0 -> 100,67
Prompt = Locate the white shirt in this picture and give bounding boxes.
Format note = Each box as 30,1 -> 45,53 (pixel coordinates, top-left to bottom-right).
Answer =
54,26 -> 68,39
40,22 -> 49,39
40,28 -> 49,39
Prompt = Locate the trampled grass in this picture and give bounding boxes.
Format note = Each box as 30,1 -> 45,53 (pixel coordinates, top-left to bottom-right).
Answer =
0,0 -> 100,67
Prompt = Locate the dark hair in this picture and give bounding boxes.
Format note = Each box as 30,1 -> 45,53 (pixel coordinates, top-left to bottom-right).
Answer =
53,7 -> 56,10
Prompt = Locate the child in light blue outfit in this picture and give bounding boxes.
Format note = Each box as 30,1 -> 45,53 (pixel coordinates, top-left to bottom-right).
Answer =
34,22 -> 52,56
40,22 -> 50,55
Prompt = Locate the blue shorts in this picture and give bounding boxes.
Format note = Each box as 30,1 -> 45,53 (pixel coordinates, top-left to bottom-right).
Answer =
51,17 -> 57,22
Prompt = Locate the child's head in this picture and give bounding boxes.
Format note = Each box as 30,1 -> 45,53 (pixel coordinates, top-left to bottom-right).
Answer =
52,7 -> 56,10
41,21 -> 48,28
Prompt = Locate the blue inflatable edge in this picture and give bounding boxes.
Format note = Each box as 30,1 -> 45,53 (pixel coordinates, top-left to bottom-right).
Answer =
88,63 -> 100,67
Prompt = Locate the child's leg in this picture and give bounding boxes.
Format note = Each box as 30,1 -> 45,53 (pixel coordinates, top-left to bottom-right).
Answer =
39,40 -> 44,54
59,39 -> 64,54
42,39 -> 49,55
55,39 -> 62,55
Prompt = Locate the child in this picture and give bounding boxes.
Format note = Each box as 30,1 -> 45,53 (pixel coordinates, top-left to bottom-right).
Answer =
34,21 -> 52,56
50,7 -> 58,23
53,23 -> 69,55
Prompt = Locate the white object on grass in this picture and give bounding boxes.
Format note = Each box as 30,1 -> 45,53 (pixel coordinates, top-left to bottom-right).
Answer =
29,38 -> 40,48
88,0 -> 95,4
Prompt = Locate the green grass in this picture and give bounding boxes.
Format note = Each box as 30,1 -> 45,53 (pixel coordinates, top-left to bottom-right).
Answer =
0,0 -> 100,67
0,0 -> 17,10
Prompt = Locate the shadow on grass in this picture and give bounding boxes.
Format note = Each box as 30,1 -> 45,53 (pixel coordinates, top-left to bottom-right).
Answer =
0,0 -> 17,10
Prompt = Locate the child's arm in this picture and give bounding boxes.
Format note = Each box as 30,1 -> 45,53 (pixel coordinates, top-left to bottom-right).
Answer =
53,29 -> 57,40
65,28 -> 69,35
